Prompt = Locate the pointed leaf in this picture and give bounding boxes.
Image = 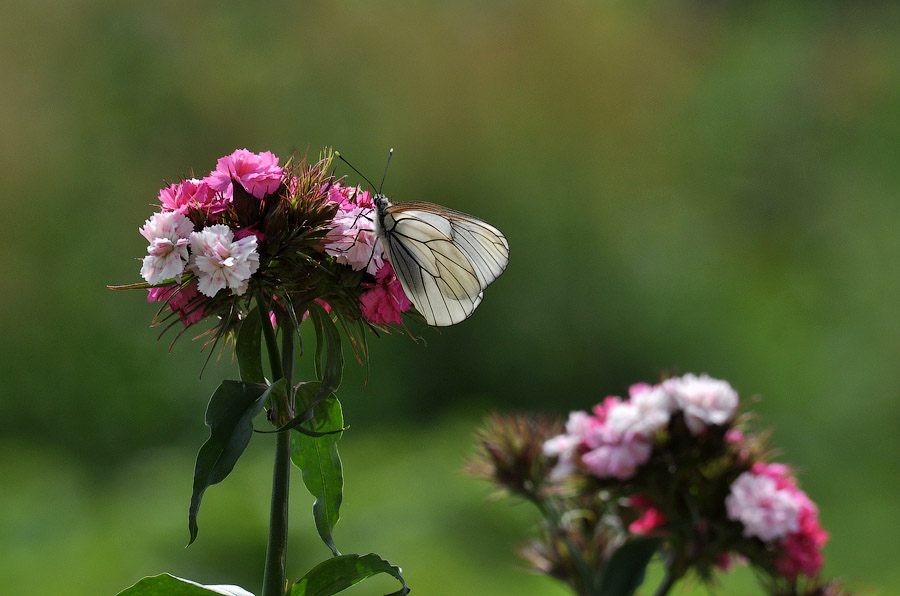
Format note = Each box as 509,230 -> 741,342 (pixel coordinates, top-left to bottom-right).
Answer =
307,303 -> 343,405
236,307 -> 265,383
291,385 -> 344,556
597,537 -> 661,596
116,573 -> 255,596
289,553 -> 409,596
188,379 -> 283,544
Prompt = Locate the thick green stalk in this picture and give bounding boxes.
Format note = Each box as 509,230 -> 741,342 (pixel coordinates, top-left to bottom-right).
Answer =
651,569 -> 677,596
258,292 -> 293,596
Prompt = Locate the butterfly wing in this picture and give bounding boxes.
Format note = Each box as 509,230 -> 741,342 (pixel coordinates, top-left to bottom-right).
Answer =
380,202 -> 509,326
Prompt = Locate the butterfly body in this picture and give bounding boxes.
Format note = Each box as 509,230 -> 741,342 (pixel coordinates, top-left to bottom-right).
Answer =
372,193 -> 509,326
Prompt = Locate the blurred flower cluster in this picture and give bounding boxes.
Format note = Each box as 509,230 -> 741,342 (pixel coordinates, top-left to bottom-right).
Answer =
467,374 -> 860,596
123,148 -> 412,350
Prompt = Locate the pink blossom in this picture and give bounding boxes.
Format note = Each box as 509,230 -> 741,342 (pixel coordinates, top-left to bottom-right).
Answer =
664,373 -> 738,434
543,410 -> 603,479
189,225 -> 260,297
725,470 -> 801,542
582,406 -> 653,479
139,211 -> 194,284
581,438 -> 652,480
591,396 -> 623,423
628,496 -> 668,535
726,429 -> 744,444
620,383 -> 675,438
360,264 -> 412,325
324,186 -> 384,274
206,149 -> 283,200
158,179 -> 227,215
326,182 -> 373,210
746,463 -> 828,578
775,504 -> 828,578
148,281 -> 205,326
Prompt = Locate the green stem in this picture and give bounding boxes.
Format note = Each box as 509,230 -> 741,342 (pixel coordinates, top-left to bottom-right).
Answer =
651,567 -> 677,596
258,291 -> 293,596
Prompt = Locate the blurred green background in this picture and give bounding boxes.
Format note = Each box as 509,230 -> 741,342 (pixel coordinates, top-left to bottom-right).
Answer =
2,1 -> 898,594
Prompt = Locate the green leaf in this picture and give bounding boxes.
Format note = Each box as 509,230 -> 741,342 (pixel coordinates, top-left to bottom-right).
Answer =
291,385 -> 344,556
236,307 -> 265,383
289,553 -> 409,596
307,303 -> 343,407
597,537 -> 661,596
188,380 -> 283,545
116,573 -> 255,596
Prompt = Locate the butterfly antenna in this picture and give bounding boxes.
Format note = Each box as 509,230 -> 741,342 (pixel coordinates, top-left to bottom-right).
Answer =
335,151 -> 377,191
379,147 -> 393,193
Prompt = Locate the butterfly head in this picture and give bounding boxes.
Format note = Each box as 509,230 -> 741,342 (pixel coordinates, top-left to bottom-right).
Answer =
373,193 -> 391,215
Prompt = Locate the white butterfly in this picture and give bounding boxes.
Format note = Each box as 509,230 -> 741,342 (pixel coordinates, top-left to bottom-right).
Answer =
372,194 -> 509,326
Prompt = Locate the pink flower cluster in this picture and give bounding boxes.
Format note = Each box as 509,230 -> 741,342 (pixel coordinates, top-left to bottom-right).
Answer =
138,149 -> 281,324
727,463 -> 828,578
323,183 -> 411,325
137,150 -> 416,329
148,281 -> 204,327
543,374 -> 738,480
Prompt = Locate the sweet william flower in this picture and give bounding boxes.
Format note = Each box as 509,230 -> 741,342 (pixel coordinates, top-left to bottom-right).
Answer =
207,148 -> 283,200
148,281 -> 205,327
581,436 -> 652,480
664,373 -> 738,435
324,184 -> 384,275
159,178 -> 227,215
139,211 -> 194,284
189,225 -> 260,297
725,470 -> 801,542
360,264 -> 412,325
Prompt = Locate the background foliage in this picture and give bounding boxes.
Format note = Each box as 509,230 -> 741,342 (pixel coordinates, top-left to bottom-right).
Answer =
1,1 -> 898,594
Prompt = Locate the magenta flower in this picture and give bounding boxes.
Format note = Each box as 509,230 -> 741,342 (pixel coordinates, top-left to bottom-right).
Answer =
775,503 -> 828,578
326,182 -> 373,210
360,264 -> 412,325
628,495 -> 669,535
207,149 -> 283,200
139,211 -> 194,284
148,281 -> 205,327
159,179 -> 227,215
189,225 -> 260,297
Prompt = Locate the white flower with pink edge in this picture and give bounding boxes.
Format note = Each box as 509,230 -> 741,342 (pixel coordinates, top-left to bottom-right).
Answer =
139,211 -> 194,285
324,205 -> 385,275
189,225 -> 260,297
664,373 -> 738,434
725,470 -> 801,542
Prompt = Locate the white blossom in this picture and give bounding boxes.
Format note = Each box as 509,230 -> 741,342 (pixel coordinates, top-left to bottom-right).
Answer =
189,225 -> 260,297
664,373 -> 738,435
139,211 -> 193,284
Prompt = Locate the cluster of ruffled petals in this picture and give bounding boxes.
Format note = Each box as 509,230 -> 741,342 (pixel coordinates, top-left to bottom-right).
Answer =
323,183 -> 384,275
728,463 -> 828,578
663,373 -> 739,435
359,264 -> 413,325
189,225 -> 260,297
139,212 -> 194,284
136,149 -> 416,329
158,178 -> 228,215
140,149 -> 276,298
206,148 -> 283,200
726,468 -> 802,541
320,182 -> 412,325
544,374 -> 737,480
